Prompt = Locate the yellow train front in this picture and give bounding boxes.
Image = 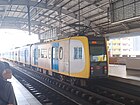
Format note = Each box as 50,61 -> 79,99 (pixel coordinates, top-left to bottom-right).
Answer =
63,35 -> 108,79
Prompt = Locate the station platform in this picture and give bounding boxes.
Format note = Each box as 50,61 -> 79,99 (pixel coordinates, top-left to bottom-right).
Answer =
8,76 -> 42,105
109,64 -> 140,86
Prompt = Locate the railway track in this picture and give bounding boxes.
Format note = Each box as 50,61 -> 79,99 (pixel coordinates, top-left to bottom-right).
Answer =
84,81 -> 140,105
12,68 -> 88,105
11,65 -> 140,105
97,79 -> 140,97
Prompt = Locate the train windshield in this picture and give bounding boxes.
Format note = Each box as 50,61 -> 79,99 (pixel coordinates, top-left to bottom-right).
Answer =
90,45 -> 107,62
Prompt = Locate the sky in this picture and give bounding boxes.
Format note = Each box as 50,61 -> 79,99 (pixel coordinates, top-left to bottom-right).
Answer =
0,29 -> 39,52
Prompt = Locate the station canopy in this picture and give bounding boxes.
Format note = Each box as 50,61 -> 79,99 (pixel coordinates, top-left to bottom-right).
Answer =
0,0 -> 140,39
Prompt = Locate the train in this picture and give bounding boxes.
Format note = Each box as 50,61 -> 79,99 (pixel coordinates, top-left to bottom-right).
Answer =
1,35 -> 108,85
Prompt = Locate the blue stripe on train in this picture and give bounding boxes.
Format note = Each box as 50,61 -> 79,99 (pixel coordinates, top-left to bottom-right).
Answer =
52,42 -> 59,71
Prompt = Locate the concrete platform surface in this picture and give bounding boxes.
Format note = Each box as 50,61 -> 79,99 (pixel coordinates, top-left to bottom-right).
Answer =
109,64 -> 140,86
8,76 -> 42,105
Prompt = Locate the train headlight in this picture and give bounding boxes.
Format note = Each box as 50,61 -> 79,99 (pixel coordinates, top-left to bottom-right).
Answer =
103,66 -> 107,74
90,66 -> 94,74
91,66 -> 94,70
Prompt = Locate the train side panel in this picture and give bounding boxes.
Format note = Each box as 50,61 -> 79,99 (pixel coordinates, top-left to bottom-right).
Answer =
25,45 -> 31,65
58,40 -> 69,75
37,44 -> 47,69
37,43 -> 51,70
69,36 -> 90,78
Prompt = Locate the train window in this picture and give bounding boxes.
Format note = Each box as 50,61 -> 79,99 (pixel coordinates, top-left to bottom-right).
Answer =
52,47 -> 56,58
90,45 -> 105,55
59,47 -> 63,60
53,47 -> 58,59
41,49 -> 47,58
33,48 -> 39,58
90,45 -> 106,62
74,47 -> 82,59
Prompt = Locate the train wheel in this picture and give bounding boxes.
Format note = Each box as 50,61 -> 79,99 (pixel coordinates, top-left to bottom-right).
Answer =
70,78 -> 76,85
80,79 -> 86,87
40,68 -> 43,73
59,75 -> 64,81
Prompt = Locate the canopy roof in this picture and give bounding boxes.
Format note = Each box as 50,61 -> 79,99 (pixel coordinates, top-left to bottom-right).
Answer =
0,0 -> 140,38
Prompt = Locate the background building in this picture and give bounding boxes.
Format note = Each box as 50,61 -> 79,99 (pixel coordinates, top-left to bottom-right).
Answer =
108,36 -> 140,57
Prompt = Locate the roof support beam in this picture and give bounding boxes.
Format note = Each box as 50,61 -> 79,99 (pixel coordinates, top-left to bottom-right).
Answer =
0,16 -> 48,27
27,1 -> 31,35
0,0 -> 76,18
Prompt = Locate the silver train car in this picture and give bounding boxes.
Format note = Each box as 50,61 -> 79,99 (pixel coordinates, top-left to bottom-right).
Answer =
2,35 -> 108,84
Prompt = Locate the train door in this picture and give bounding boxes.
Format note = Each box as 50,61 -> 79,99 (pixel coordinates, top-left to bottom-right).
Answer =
15,51 -> 17,61
18,50 -> 20,62
34,47 -> 38,65
52,43 -> 59,71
